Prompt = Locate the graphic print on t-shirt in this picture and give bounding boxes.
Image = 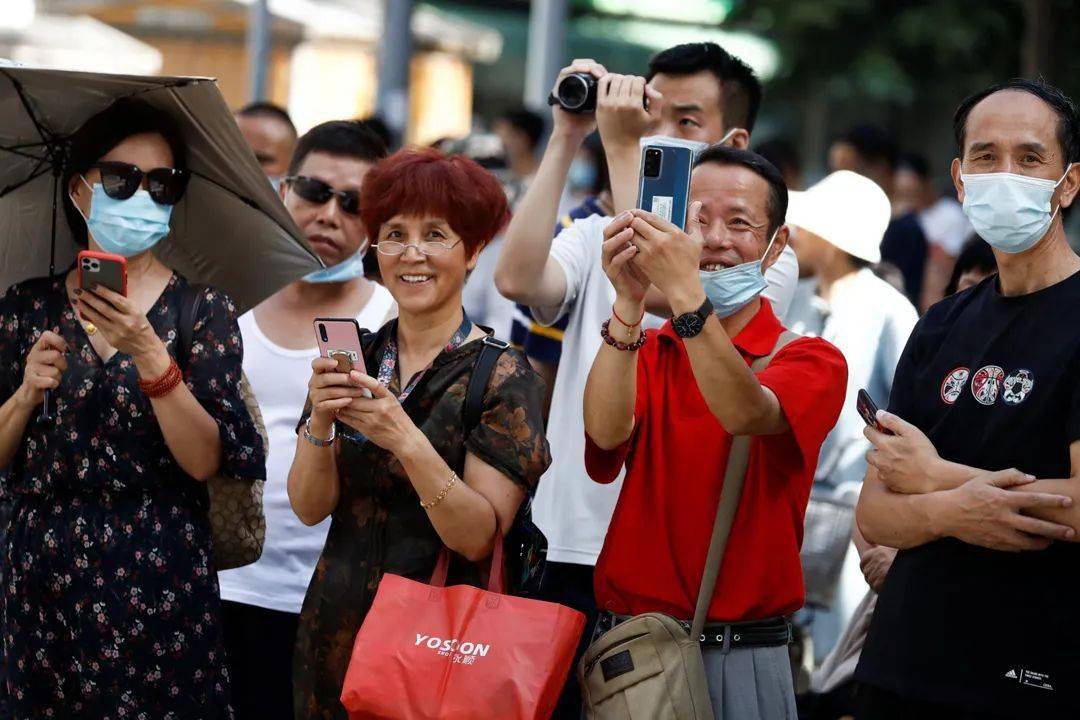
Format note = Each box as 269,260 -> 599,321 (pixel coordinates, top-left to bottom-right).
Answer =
1002,369 -> 1035,406
971,365 -> 1005,405
940,366 -> 970,405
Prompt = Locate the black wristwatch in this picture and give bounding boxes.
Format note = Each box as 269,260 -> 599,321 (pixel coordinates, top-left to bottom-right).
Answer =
672,298 -> 714,339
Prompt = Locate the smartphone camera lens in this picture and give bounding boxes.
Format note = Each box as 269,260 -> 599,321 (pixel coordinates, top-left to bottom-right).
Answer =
643,148 -> 662,179
318,323 -> 328,343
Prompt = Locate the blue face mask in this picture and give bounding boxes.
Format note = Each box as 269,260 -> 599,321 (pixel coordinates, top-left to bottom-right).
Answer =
76,178 -> 173,257
961,166 -> 1072,254
302,248 -> 367,284
699,230 -> 778,318
567,159 -> 597,192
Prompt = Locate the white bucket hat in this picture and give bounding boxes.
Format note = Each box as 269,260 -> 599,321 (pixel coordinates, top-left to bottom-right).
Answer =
785,170 -> 890,264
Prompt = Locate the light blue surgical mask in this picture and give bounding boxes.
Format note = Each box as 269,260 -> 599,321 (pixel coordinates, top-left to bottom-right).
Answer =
699,230 -> 778,318
567,159 -> 596,192
302,248 -> 367,284
269,175 -> 283,193
75,177 -> 173,257
960,165 -> 1072,254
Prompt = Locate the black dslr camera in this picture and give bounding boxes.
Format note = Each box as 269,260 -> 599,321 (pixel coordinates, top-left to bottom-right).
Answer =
549,72 -> 598,114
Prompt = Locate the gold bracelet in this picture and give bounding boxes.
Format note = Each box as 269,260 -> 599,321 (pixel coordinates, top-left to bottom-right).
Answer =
420,471 -> 459,510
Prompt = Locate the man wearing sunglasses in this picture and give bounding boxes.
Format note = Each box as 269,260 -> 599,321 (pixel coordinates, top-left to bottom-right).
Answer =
217,120 -> 394,720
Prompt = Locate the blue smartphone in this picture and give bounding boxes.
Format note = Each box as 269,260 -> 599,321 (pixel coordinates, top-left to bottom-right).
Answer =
637,143 -> 694,230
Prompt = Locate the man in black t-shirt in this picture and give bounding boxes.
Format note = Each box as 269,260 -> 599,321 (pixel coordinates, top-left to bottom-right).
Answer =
853,79 -> 1080,719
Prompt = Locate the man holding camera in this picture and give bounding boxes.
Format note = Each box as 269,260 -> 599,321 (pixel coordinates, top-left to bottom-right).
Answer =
494,44 -> 798,714
583,146 -> 845,718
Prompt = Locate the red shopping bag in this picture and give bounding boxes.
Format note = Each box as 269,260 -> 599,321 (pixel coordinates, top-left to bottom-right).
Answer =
340,540 -> 585,720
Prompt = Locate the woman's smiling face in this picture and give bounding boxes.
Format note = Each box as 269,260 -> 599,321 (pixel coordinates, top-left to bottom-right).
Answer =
375,214 -> 478,316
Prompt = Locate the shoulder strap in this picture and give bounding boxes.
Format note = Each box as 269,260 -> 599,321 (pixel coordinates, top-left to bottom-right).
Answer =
176,282 -> 208,374
464,336 -> 510,434
690,330 -> 800,640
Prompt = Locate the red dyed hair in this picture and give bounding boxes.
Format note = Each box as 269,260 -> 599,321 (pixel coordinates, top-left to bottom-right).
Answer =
360,147 -> 511,256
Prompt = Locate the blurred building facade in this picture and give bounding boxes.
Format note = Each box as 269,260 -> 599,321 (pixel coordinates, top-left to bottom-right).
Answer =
35,0 -> 502,144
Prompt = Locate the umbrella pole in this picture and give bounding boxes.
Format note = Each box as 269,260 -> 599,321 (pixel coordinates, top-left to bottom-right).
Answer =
40,173 -> 59,422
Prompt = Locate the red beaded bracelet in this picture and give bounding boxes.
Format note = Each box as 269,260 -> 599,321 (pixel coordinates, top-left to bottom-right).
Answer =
600,319 -> 647,352
611,303 -> 646,329
138,358 -> 183,398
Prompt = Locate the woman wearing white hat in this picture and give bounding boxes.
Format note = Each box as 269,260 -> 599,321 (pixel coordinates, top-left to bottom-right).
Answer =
783,170 -> 919,675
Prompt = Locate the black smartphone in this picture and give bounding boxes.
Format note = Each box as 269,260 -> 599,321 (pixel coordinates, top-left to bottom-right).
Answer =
857,389 -> 893,435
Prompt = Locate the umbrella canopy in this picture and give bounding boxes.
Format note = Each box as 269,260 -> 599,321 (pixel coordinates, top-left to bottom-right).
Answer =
0,66 -> 322,311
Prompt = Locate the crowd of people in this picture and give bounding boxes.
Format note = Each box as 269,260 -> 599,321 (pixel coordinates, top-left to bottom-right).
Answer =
0,38 -> 1078,720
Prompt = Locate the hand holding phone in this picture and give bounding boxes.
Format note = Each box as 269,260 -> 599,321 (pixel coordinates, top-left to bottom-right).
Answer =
314,318 -> 372,399
857,389 -> 894,435
78,250 -> 127,296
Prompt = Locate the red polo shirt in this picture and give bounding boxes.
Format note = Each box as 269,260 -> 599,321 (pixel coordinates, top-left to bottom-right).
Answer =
586,300 -> 847,622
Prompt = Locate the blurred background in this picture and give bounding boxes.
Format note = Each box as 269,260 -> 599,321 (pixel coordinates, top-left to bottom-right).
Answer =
5,0 -> 1078,186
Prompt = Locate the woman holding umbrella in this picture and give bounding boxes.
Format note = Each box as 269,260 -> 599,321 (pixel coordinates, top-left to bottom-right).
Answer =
288,148 -> 551,719
0,99 -> 264,716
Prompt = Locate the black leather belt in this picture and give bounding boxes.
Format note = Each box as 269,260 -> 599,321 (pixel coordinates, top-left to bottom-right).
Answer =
595,611 -> 792,649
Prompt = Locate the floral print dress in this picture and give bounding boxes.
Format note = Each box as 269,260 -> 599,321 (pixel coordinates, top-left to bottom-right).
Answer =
293,319 -> 552,720
0,273 -> 266,719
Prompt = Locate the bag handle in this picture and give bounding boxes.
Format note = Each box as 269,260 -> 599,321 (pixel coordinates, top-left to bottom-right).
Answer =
429,532 -> 506,594
176,282 -> 207,375
690,330 -> 800,640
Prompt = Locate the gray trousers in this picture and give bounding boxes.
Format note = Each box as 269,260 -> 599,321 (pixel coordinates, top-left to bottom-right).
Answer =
702,644 -> 798,720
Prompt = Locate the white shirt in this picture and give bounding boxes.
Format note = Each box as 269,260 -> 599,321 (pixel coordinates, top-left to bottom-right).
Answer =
530,215 -> 800,565
786,268 -> 917,497
462,236 -> 515,339
218,283 -> 395,614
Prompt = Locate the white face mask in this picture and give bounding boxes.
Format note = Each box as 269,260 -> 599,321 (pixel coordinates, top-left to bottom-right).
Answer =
960,165 -> 1073,254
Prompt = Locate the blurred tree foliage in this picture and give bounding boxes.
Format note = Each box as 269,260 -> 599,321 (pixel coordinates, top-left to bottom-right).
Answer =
724,0 -> 1080,175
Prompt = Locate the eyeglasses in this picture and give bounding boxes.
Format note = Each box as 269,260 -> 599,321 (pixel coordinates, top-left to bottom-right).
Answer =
284,175 -> 361,216
92,162 -> 190,205
372,239 -> 461,256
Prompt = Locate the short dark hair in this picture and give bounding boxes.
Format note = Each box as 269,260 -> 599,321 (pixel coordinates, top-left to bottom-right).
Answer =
63,98 -> 187,246
898,152 -> 930,179
288,120 -> 388,176
497,108 -> 546,152
647,42 -> 762,133
945,236 -> 997,296
237,101 -> 297,137
693,145 -> 787,236
357,116 -> 394,152
836,124 -> 899,171
754,137 -> 801,178
953,78 -> 1080,166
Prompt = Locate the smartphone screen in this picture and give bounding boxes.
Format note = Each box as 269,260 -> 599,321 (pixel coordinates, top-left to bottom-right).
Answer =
78,250 -> 127,296
314,318 -> 372,398
857,389 -> 893,435
637,144 -> 693,230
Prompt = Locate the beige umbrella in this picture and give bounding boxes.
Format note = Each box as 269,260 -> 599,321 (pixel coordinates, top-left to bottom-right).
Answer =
0,65 -> 322,311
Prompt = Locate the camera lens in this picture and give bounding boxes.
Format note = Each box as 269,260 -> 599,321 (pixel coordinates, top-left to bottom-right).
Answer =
556,73 -> 597,114
318,324 -> 328,343
643,148 -> 662,178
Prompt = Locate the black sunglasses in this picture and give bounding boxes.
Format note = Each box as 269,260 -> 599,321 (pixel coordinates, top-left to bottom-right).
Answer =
91,161 -> 190,206
284,175 -> 361,216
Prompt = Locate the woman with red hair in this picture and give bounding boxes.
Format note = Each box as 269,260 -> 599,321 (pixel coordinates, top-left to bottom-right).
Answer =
287,148 -> 552,718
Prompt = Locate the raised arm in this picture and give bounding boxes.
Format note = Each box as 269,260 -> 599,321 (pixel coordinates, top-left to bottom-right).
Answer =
595,75 -> 662,215
583,213 -> 651,450
494,60 -> 605,308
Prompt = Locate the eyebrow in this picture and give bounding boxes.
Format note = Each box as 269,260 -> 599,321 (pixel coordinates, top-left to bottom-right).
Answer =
672,103 -> 704,114
967,140 -> 1050,154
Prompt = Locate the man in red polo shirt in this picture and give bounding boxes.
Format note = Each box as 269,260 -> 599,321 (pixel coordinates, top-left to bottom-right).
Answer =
583,145 -> 847,719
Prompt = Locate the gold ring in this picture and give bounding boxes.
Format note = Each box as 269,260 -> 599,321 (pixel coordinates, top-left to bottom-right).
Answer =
85,322 -> 96,335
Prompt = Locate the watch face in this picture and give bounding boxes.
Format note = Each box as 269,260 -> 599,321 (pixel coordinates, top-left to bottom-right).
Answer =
675,313 -> 705,338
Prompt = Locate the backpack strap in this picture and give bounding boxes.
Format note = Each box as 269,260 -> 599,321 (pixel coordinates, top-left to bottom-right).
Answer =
690,329 -> 801,640
464,336 -> 510,434
176,282 -> 208,375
